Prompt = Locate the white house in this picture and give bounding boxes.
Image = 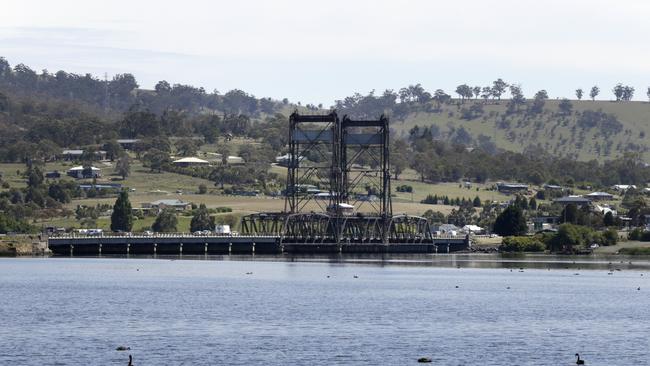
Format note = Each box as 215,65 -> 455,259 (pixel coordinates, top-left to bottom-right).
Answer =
66,166 -> 101,179
172,157 -> 210,167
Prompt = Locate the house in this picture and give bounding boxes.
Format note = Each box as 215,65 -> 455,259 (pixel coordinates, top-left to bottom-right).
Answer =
142,199 -> 192,212
432,224 -> 459,235
585,192 -> 614,201
531,216 -> 560,231
60,149 -> 107,161
496,183 -> 529,194
172,157 -> 210,167
45,171 -> 61,179
116,139 -> 140,150
594,204 -> 617,216
78,183 -> 122,191
226,155 -> 245,165
204,153 -> 246,165
553,196 -> 590,206
543,184 -> 564,191
461,225 -> 484,234
612,184 -> 636,192
66,166 -> 101,179
275,153 -> 305,167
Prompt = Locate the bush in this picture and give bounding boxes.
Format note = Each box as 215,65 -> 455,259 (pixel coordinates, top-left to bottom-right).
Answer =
396,185 -> 413,193
500,236 -> 546,252
198,184 -> 207,194
619,247 -> 650,255
627,228 -> 650,241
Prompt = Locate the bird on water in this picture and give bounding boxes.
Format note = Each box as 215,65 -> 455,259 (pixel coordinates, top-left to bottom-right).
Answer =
128,354 -> 133,366
417,357 -> 432,363
575,353 -> 585,365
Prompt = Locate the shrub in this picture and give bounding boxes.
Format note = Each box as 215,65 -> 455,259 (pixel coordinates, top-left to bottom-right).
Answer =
500,236 -> 546,252
198,184 -> 207,194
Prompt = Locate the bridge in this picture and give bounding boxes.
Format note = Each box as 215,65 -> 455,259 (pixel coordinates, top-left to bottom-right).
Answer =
47,234 -> 470,256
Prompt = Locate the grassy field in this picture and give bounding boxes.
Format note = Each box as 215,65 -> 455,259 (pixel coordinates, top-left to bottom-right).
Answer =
593,240 -> 650,255
391,99 -> 650,161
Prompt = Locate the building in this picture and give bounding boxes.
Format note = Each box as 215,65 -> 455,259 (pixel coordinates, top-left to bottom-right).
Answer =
142,199 -> 192,212
594,204 -> 617,216
496,183 -> 529,194
116,139 -> 140,150
543,184 -> 564,191
60,149 -> 107,161
432,224 -> 460,235
66,166 -> 101,179
461,225 -> 484,234
45,171 -> 61,179
612,184 -> 636,192
585,192 -> 614,201
172,157 -> 210,167
553,196 -> 590,206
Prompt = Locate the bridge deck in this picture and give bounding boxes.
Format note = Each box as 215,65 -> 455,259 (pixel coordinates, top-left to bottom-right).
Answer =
47,235 -> 469,256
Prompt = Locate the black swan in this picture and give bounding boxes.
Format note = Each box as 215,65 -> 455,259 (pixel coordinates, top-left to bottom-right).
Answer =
575,353 -> 585,365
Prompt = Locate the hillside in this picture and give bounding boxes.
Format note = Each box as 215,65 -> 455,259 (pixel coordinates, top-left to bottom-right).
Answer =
390,99 -> 650,161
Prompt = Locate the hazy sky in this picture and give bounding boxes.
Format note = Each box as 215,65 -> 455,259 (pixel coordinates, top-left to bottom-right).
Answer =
2,0 -> 650,105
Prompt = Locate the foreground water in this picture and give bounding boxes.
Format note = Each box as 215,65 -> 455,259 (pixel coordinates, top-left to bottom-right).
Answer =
1,256 -> 648,365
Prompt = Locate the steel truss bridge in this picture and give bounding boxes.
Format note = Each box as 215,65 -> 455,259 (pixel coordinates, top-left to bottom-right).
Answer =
241,111 -> 434,246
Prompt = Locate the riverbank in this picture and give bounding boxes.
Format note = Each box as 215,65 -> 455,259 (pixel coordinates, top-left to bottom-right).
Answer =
0,236 -> 47,257
593,240 -> 650,255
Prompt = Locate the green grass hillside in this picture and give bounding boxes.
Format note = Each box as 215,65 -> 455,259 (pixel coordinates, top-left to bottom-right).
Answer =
390,99 -> 650,161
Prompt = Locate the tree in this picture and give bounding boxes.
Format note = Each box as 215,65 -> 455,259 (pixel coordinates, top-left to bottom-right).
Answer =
472,196 -> 482,207
198,184 -> 207,194
603,211 -> 615,227
558,99 -> 573,116
647,87 -> 650,102
115,154 -> 130,180
529,90 -> 547,114
613,83 -> 624,101
103,140 -> 124,161
508,84 -> 525,112
152,208 -> 178,232
559,203 -> 580,224
175,138 -> 198,156
142,148 -> 169,172
493,205 -> 527,236
472,86 -> 481,100
110,190 -> 133,232
529,197 -> 537,210
622,85 -> 634,101
217,145 -> 230,166
455,84 -> 473,103
190,204 -> 214,232
575,88 -> 583,100
491,78 -> 508,100
589,86 -> 600,101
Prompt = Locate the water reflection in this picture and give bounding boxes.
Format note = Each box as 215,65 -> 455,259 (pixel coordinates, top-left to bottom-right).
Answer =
59,252 -> 650,270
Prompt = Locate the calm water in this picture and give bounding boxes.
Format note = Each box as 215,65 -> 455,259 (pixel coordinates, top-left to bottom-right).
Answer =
1,256 -> 648,365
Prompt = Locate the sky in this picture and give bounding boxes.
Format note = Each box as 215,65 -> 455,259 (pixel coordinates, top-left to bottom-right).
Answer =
1,0 -> 650,106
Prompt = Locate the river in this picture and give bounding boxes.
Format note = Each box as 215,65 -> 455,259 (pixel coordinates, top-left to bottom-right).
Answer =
1,255 -> 648,365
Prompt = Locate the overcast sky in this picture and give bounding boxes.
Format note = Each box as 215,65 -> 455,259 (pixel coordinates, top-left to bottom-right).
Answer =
2,0 -> 650,105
